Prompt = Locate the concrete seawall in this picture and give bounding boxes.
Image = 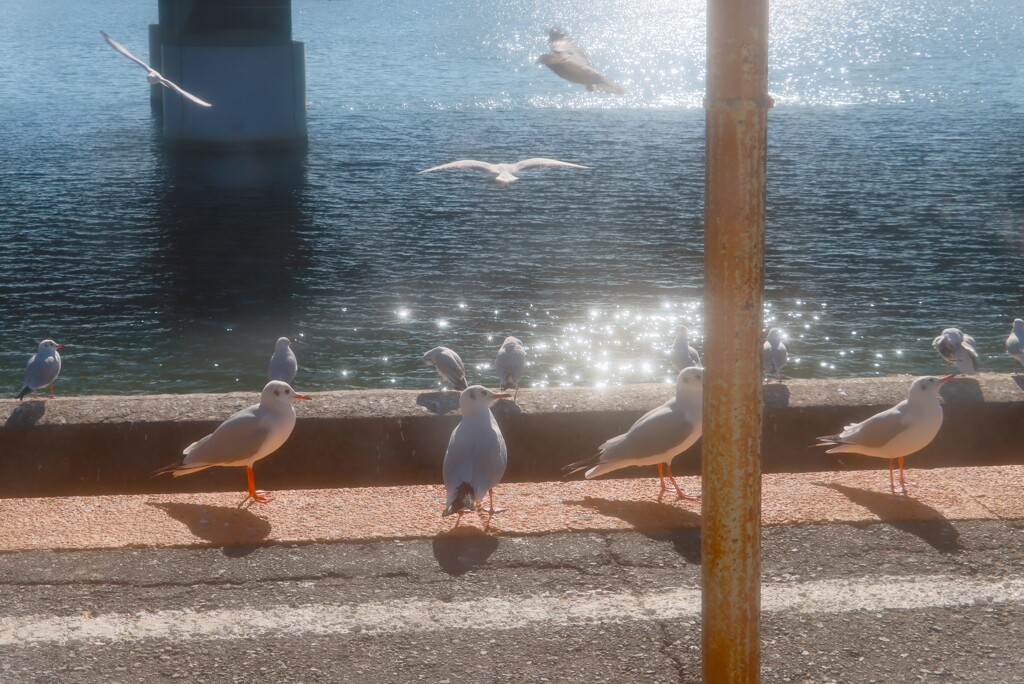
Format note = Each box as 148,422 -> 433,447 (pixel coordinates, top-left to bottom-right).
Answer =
2,373 -> 1022,498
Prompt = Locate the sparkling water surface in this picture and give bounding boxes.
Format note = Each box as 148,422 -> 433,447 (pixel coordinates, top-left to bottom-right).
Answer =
1,0 -> 1023,394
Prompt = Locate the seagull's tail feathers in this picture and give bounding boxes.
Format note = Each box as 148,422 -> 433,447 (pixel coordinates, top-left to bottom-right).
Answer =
596,80 -> 625,95
453,376 -> 469,392
15,385 -> 31,401
152,461 -> 213,478
562,454 -> 600,478
442,482 -> 475,517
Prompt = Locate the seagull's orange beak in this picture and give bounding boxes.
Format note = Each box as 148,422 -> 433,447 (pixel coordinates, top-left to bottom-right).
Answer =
56,344 -> 66,349
293,393 -> 312,401
939,374 -> 956,384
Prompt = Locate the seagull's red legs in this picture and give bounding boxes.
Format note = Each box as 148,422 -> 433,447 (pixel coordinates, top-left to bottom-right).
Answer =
658,463 -> 700,502
238,466 -> 273,507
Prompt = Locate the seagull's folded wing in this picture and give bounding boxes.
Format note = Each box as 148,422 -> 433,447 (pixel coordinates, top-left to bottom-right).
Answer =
182,408 -> 272,468
834,406 -> 909,449
601,405 -> 697,464
418,160 -> 499,175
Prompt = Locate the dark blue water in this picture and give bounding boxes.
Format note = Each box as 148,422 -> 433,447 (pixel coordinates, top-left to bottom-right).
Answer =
1,0 -> 1023,394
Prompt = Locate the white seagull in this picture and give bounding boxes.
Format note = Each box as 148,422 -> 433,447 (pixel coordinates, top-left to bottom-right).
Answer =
563,367 -> 703,501
418,158 -> 588,184
443,385 -> 512,522
1005,319 -> 1024,371
537,28 -> 625,95
669,325 -> 701,371
16,339 -> 65,401
155,380 -> 311,505
423,346 -> 468,391
762,328 -> 788,382
268,337 -> 299,384
101,30 -> 213,108
931,327 -> 978,375
816,375 -> 952,496
494,336 -> 527,402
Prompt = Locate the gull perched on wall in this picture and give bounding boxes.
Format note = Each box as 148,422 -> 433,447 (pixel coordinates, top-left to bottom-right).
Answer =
101,31 -> 213,108
16,339 -> 64,400
762,328 -> 788,382
931,327 -> 978,375
268,337 -> 299,384
494,336 -> 526,403
1005,318 -> 1024,371
669,325 -> 701,371
423,346 -> 469,391
418,158 -> 588,184
536,28 -> 625,95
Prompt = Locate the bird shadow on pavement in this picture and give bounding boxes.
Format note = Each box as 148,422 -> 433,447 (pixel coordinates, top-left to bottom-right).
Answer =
564,496 -> 703,564
1013,376 -> 1024,393
939,377 -> 983,403
4,401 -> 46,427
416,391 -> 460,415
819,483 -> 963,554
148,502 -> 271,557
432,527 -> 500,576
762,383 -> 790,408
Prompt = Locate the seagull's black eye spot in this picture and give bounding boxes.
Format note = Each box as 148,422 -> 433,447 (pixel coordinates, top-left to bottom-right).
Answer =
285,388 -> 290,394
274,390 -> 280,396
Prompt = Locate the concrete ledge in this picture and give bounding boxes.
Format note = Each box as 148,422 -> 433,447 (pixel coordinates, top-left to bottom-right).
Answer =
0,466 -> 1020,552
2,373 -> 1023,497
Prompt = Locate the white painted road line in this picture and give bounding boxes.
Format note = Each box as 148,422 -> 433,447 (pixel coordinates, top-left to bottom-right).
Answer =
3,575 -> 1024,647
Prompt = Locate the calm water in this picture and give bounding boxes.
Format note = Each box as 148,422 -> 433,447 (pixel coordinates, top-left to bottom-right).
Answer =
1,0 -> 1023,394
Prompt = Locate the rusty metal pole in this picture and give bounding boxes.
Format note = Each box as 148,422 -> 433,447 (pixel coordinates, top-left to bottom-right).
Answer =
702,0 -> 771,681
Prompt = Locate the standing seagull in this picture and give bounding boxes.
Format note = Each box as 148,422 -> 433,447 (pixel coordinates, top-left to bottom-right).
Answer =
815,375 -> 952,496
931,327 -> 978,375
418,158 -> 588,184
1005,319 -> 1024,371
101,31 -> 213,107
155,381 -> 310,506
443,386 -> 512,522
494,336 -> 527,402
669,325 -> 701,371
762,328 -> 788,382
423,346 -> 469,391
16,339 -> 64,401
268,337 -> 299,384
563,367 -> 703,501
536,29 -> 625,95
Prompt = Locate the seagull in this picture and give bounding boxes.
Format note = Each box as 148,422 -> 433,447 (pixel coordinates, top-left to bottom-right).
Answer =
1006,319 -> 1024,371
494,336 -> 527,402
815,375 -> 952,496
669,325 -> 701,371
423,346 -> 468,391
443,385 -> 511,522
101,30 -> 213,108
268,337 -> 299,384
417,158 -> 588,184
16,339 -> 64,401
931,327 -> 978,374
155,380 -> 310,506
537,28 -> 625,95
762,328 -> 788,382
562,367 -> 703,501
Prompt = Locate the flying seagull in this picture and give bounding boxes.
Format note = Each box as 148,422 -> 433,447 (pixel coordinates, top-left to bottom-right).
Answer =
536,28 -> 625,95
815,375 -> 952,496
418,158 -> 588,184
101,30 -> 213,107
